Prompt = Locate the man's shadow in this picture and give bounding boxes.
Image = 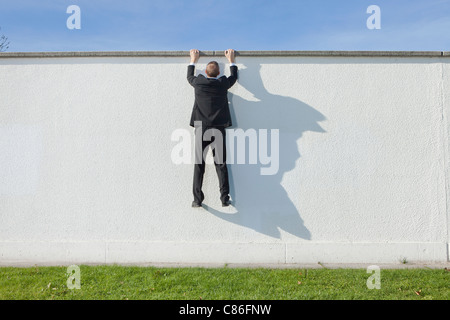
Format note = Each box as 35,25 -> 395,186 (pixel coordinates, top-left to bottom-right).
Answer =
203,61 -> 326,240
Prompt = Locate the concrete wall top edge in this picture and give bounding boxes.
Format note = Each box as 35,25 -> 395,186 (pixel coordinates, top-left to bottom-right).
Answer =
0,50 -> 448,59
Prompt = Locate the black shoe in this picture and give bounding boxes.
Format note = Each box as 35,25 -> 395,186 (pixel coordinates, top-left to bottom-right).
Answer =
192,201 -> 202,208
221,200 -> 231,207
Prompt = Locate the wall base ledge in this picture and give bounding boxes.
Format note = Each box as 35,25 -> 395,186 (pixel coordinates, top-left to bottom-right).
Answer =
0,241 -> 447,265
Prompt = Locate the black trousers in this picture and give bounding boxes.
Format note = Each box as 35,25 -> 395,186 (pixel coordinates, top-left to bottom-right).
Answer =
193,125 -> 230,204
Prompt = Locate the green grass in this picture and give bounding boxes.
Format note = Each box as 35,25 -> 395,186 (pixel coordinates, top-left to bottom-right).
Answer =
0,265 -> 448,300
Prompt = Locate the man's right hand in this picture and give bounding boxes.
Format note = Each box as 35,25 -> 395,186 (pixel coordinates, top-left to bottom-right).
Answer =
190,49 -> 199,64
225,49 -> 236,63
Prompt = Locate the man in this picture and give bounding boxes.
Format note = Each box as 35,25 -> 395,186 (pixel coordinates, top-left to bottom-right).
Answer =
187,49 -> 238,208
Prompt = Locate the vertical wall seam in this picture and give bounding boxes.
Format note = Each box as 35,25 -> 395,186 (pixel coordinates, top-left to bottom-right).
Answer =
105,241 -> 108,264
284,243 -> 287,264
440,60 -> 450,261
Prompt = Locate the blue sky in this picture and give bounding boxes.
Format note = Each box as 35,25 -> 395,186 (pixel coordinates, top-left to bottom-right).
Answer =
0,0 -> 449,52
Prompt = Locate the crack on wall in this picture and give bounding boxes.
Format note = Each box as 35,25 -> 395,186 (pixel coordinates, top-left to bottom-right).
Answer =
440,61 -> 450,261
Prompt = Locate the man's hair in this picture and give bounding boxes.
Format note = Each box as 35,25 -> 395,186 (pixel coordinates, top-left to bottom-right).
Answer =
206,61 -> 220,78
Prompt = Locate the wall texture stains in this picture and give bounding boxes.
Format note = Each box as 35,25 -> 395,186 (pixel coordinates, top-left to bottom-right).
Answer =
0,51 -> 449,264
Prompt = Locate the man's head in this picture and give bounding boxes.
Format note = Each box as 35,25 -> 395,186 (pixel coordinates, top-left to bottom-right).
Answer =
206,61 -> 220,78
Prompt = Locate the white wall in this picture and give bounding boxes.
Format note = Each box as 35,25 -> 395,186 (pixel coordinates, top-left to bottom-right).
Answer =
0,53 -> 449,264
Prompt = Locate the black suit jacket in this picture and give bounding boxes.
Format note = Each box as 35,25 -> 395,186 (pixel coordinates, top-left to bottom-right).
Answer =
187,64 -> 238,128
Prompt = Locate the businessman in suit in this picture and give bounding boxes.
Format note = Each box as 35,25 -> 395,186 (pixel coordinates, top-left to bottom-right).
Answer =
187,49 -> 238,208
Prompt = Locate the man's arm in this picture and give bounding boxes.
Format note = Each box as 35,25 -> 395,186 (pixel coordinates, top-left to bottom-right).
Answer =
187,49 -> 200,87
225,49 -> 238,88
